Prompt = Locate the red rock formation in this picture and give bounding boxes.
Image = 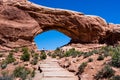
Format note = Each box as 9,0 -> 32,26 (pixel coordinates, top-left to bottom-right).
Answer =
0,0 -> 120,50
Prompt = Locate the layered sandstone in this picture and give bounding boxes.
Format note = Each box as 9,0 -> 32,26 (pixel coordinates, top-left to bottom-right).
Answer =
0,0 -> 120,50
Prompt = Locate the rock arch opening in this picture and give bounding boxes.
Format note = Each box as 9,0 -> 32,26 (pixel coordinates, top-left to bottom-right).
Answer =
0,0 -> 120,50
34,30 -> 71,50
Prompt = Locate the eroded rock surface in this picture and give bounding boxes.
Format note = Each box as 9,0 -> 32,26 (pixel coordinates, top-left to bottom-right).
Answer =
0,0 -> 120,50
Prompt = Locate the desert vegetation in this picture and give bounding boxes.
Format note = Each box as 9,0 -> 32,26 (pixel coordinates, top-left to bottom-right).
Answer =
56,45 -> 120,80
1,45 -> 120,80
0,47 -> 47,80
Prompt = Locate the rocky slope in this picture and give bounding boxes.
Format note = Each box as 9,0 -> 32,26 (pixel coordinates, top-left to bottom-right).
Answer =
0,0 -> 120,50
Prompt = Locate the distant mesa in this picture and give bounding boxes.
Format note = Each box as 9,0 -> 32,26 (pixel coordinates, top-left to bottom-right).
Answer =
0,0 -> 120,50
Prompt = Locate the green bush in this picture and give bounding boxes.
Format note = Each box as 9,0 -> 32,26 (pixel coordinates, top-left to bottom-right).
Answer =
97,55 -> 104,61
1,60 -> 7,69
83,52 -> 93,58
31,70 -> 35,77
103,52 -> 109,57
64,48 -> 82,58
30,50 -> 35,54
22,47 -> 29,53
0,71 -> 13,80
53,48 -> 64,58
92,49 -> 99,54
13,62 -> 19,65
33,53 -> 39,59
6,52 -> 16,64
21,50 -> 30,61
40,52 -> 47,60
0,53 -> 3,57
13,66 -> 30,80
30,58 -> 38,65
95,65 -> 115,80
111,49 -> 120,67
0,75 -> 13,80
88,58 -> 93,62
14,48 -> 19,53
51,53 -> 57,58
47,52 -> 51,56
78,62 -> 87,74
111,75 -> 120,80
31,53 -> 39,65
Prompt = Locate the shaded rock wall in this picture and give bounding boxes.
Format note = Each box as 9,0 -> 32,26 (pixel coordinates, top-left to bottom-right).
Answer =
0,0 -> 120,50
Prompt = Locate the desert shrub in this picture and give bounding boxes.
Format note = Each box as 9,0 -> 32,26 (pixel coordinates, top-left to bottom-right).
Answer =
83,49 -> 99,58
111,49 -> 120,67
31,50 -> 35,54
0,71 -> 13,80
52,48 -> 64,58
47,52 -> 51,56
98,46 -> 114,56
78,62 -> 87,74
83,52 -> 93,58
51,53 -> 57,58
64,48 -> 82,58
33,53 -> 39,59
1,60 -> 7,69
0,76 -> 13,80
0,53 -> 3,57
88,58 -> 93,62
14,48 -> 19,53
104,51 -> 110,57
95,65 -> 115,80
21,49 -> 30,61
31,70 -> 35,77
6,52 -> 16,64
30,58 -> 38,65
22,47 -> 29,53
111,75 -> 120,80
40,52 -> 47,60
92,49 -> 99,54
13,66 -> 30,80
31,53 -> 39,65
97,55 -> 104,61
13,62 -> 19,65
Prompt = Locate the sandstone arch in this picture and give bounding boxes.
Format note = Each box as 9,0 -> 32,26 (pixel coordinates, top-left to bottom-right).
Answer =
0,0 -> 120,50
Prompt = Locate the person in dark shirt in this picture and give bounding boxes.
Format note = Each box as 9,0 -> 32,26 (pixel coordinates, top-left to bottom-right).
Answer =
38,66 -> 42,73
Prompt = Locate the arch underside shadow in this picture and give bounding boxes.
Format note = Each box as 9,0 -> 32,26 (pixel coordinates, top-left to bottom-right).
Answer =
39,25 -> 80,43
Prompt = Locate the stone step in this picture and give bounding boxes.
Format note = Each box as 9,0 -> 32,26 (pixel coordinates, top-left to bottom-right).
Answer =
43,72 -> 75,77
43,77 -> 76,80
33,57 -> 78,80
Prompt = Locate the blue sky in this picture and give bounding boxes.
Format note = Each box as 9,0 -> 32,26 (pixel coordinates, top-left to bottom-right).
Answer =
30,0 -> 120,50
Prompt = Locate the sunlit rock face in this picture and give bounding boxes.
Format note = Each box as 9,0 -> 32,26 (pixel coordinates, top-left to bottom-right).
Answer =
0,0 -> 120,50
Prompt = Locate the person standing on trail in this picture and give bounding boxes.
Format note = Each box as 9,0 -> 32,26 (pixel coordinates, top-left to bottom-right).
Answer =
38,66 -> 42,73
75,72 -> 81,80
